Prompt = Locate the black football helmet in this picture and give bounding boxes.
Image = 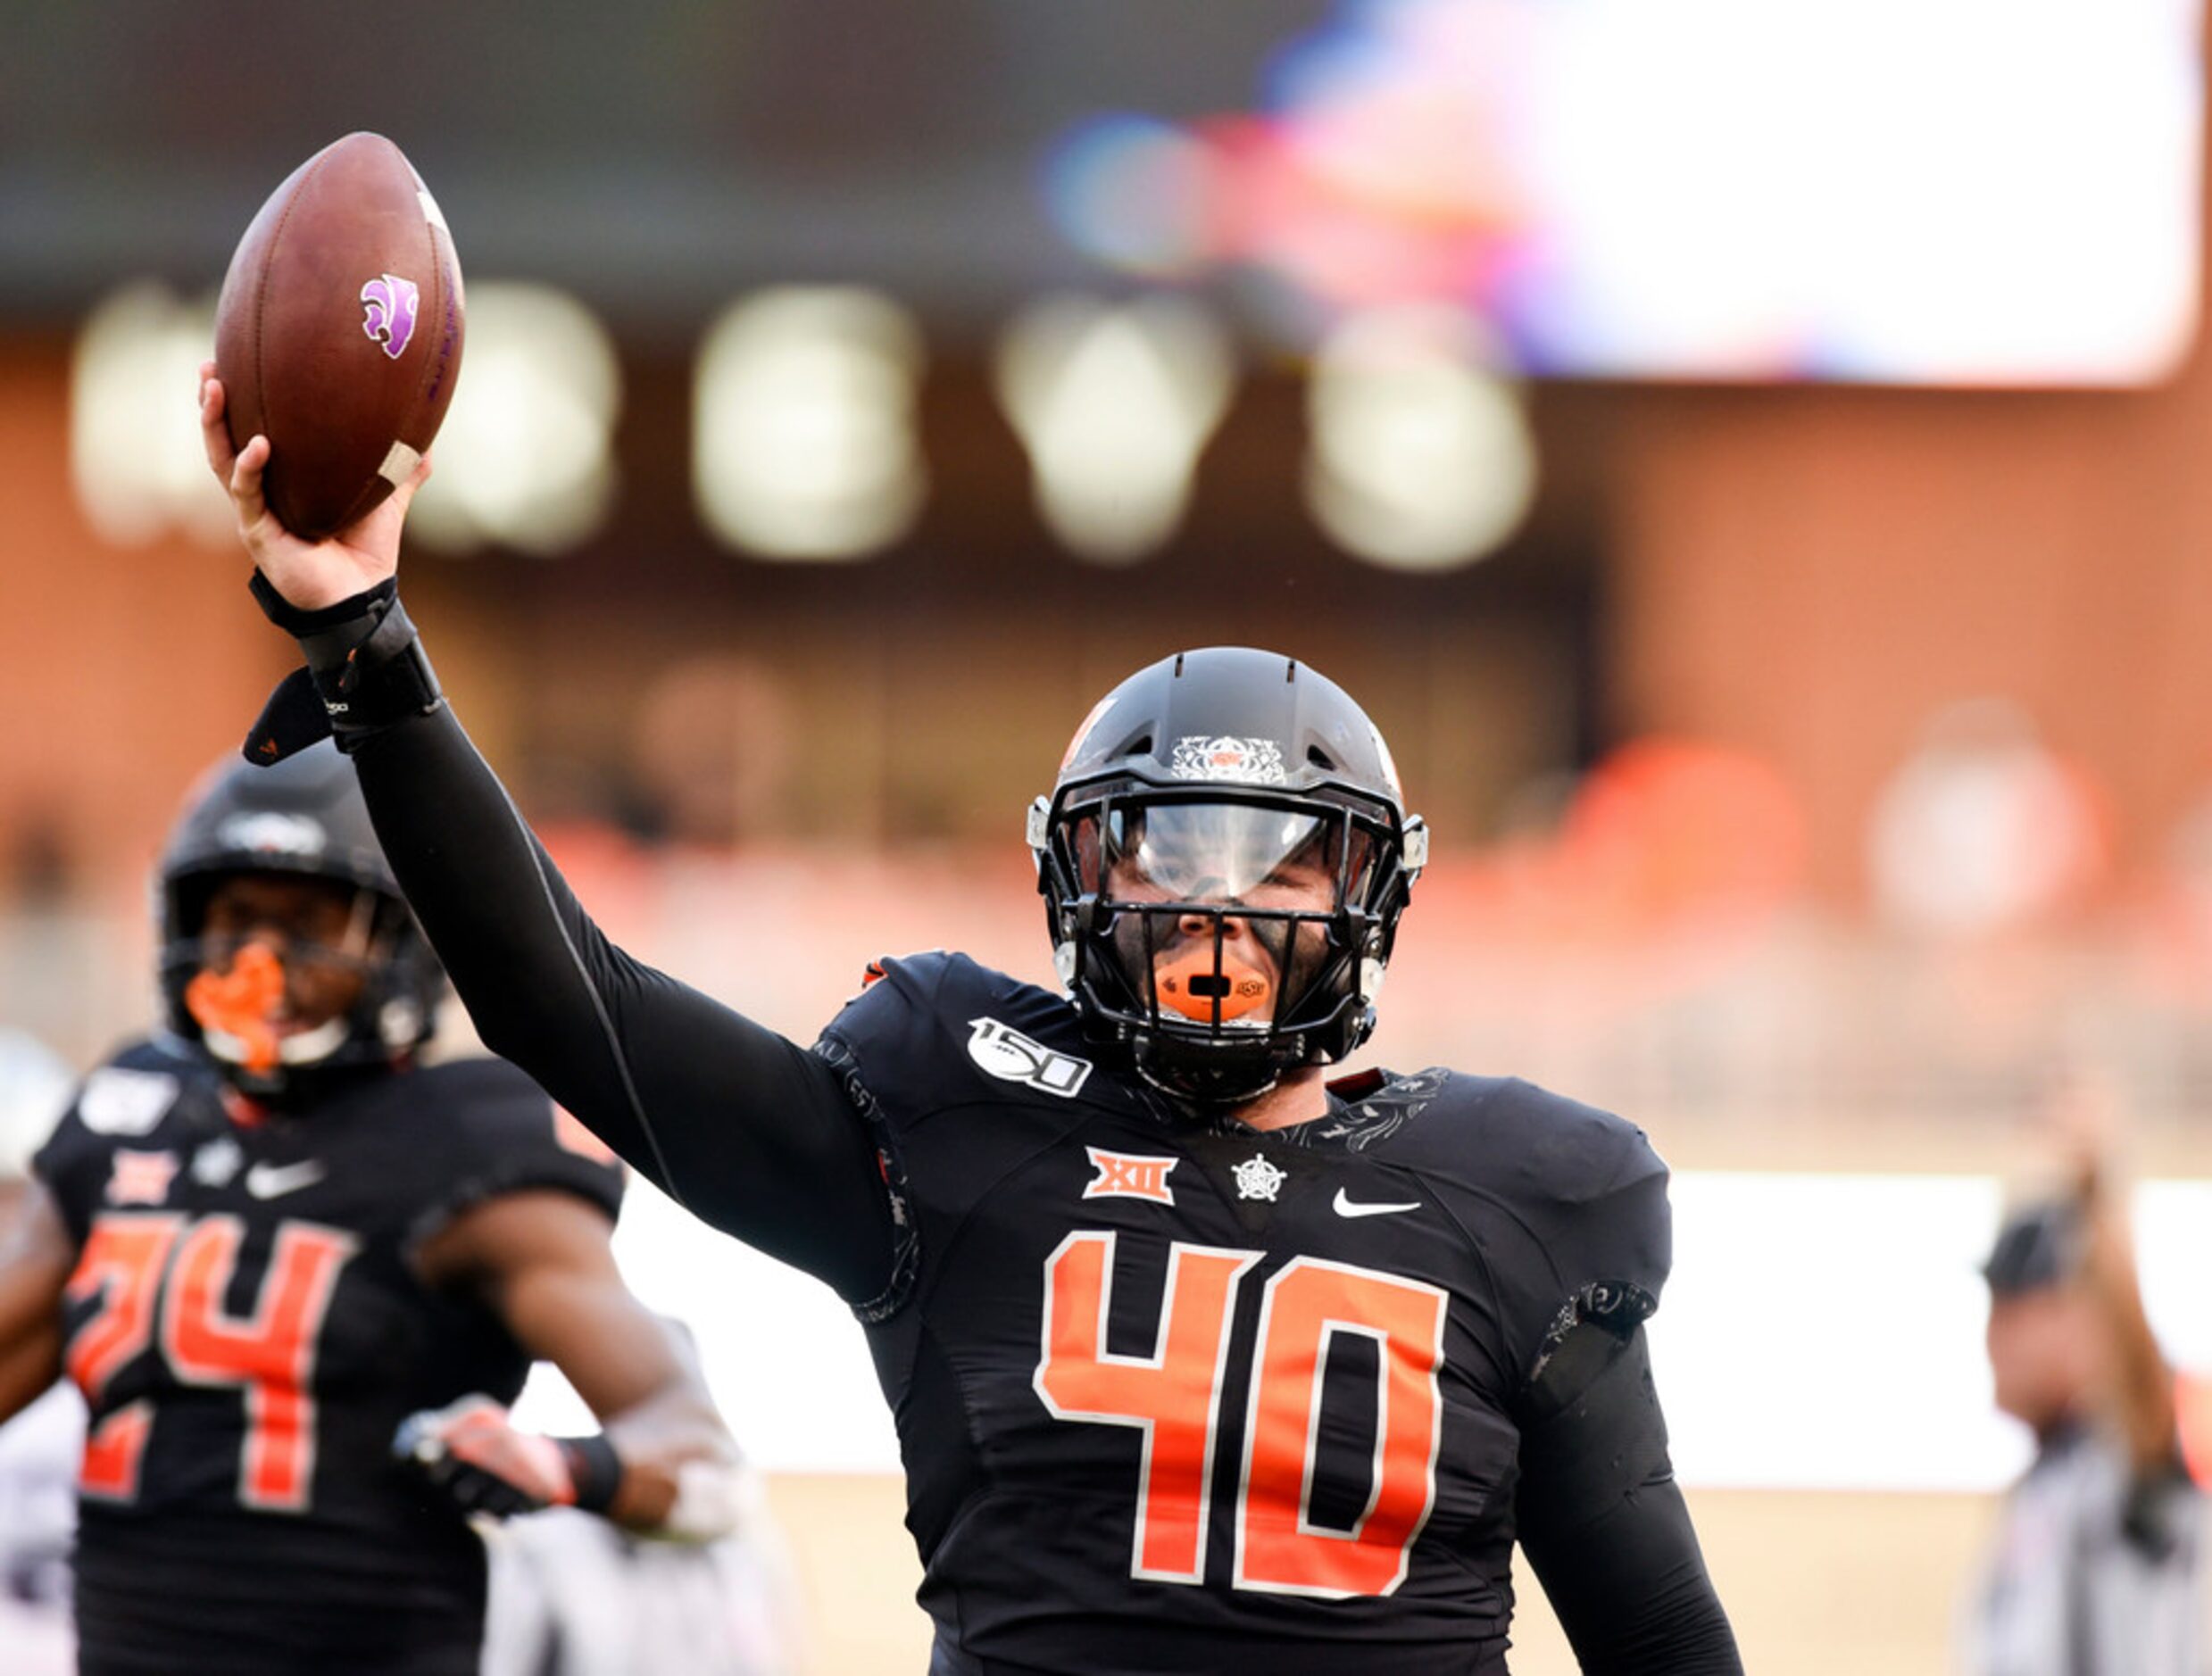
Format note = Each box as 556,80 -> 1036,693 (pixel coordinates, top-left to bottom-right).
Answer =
157,741 -> 441,1105
1031,647 -> 1426,1105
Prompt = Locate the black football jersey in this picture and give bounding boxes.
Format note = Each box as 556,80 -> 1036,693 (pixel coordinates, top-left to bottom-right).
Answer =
31,1040 -> 625,1675
819,953 -> 1671,1676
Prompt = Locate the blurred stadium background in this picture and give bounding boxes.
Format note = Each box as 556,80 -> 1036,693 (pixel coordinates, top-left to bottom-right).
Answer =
6,2 -> 2212,1669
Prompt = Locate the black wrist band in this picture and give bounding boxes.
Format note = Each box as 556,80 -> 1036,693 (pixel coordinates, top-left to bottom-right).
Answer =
243,571 -> 443,764
249,570 -> 396,637
554,1434 -> 626,1514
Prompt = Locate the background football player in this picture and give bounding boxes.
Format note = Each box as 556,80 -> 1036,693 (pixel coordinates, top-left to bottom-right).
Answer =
482,1316 -> 808,1676
481,1467 -> 807,1676
201,368 -> 1741,1672
0,742 -> 744,1675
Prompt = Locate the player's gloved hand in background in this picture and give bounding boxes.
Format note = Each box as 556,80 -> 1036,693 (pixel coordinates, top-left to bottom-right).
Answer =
394,1395 -> 623,1521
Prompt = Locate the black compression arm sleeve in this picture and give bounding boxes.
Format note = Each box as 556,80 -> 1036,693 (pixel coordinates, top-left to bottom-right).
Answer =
351,704 -> 899,1305
1515,1325 -> 1742,1675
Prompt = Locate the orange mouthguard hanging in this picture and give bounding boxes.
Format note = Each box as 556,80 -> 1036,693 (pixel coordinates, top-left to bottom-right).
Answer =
1154,944 -> 1274,1025
185,944 -> 287,1074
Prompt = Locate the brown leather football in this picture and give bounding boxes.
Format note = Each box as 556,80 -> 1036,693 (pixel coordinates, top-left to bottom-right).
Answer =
213,133 -> 465,540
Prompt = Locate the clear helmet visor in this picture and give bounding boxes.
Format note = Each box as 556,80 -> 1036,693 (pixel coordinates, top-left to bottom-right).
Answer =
1073,801 -> 1375,1033
1081,801 -> 1371,906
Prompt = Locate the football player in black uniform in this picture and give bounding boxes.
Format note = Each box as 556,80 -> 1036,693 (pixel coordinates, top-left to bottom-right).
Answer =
0,742 -> 744,1674
201,367 -> 1740,1672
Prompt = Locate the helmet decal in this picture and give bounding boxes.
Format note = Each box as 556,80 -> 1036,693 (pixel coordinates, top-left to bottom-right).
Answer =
1169,735 -> 1287,784
215,811 -> 328,859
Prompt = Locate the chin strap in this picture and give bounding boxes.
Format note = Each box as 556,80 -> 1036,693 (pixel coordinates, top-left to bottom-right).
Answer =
244,572 -> 444,764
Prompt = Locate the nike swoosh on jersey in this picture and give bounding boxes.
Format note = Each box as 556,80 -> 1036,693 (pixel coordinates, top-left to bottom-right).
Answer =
1331,1188 -> 1421,1218
244,1160 -> 328,1199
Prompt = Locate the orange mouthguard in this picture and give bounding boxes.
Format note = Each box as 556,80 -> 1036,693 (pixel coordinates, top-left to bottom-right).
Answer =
1155,945 -> 1273,1025
185,944 -> 287,1074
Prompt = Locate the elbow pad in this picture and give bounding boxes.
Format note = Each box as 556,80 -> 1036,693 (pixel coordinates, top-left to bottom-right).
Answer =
1518,1323 -> 1674,1538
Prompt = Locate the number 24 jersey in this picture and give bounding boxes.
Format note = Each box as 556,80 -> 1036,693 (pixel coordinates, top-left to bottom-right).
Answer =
820,953 -> 1672,1676
32,1041 -> 623,1674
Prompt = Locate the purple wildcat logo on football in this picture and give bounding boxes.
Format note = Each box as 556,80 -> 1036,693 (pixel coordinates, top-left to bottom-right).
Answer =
359,273 -> 420,361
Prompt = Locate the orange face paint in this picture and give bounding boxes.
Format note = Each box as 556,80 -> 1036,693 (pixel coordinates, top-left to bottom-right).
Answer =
184,943 -> 287,1074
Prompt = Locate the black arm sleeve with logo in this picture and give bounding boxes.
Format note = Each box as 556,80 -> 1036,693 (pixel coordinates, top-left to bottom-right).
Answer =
348,705 -> 899,1305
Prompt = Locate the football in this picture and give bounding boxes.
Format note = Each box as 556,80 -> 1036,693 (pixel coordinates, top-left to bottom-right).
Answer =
213,132 -> 464,540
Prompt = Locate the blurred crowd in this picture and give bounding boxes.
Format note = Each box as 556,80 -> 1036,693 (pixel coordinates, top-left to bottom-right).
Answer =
18,676 -> 2212,1149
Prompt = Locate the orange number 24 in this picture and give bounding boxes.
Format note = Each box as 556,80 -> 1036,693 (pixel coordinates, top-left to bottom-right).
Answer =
66,1211 -> 357,1511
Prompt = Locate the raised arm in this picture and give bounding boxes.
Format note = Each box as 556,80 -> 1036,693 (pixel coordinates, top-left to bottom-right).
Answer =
2056,1085 -> 2182,1481
199,368 -> 898,1305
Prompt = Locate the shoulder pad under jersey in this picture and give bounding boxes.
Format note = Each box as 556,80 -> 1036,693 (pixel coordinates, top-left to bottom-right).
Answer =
382,1058 -> 628,1236
1395,1074 -> 1671,1383
818,950 -> 1143,1127
32,1039 -> 213,1242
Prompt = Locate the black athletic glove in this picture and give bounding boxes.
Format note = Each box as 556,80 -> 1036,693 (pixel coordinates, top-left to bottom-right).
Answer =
393,1394 -> 623,1521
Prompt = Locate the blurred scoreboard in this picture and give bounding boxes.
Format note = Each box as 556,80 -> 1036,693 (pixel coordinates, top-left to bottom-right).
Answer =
1052,0 -> 2206,385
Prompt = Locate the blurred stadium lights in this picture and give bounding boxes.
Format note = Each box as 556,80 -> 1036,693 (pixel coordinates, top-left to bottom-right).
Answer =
1303,304 -> 1535,571
994,294 -> 1235,565
69,282 -> 234,546
693,286 -> 927,562
408,283 -> 620,557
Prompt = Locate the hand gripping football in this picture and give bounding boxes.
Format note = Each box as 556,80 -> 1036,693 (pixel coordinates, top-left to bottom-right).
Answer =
213,132 -> 465,539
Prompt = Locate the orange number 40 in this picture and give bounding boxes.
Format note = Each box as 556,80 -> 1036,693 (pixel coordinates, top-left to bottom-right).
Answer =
1034,1232 -> 1449,1599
